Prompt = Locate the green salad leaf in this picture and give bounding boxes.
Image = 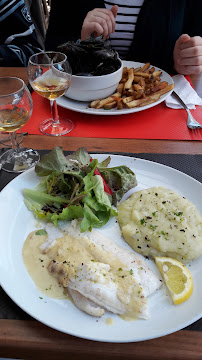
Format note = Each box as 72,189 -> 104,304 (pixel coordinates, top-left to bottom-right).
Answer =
97,165 -> 138,205
23,147 -> 137,232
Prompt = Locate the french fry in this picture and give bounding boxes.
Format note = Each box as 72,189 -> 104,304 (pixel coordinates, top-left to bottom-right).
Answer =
138,94 -> 161,106
152,70 -> 162,79
122,96 -> 135,103
133,75 -> 143,83
133,84 -> 144,95
120,67 -> 128,83
153,83 -> 174,96
120,77 -> 128,83
150,81 -> 168,93
117,98 -> 124,110
124,89 -> 136,97
124,68 -> 134,90
125,97 -> 150,108
103,101 -> 117,110
126,92 -> 161,108
138,77 -> 146,89
141,62 -> 150,72
89,100 -> 100,108
132,71 -> 151,78
95,92 -> 121,109
122,67 -> 128,77
146,66 -> 155,74
116,82 -> 124,94
88,63 -> 174,110
133,66 -> 142,72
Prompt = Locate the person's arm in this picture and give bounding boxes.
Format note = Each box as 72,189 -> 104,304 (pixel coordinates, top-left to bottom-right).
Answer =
45,0 -> 105,50
0,0 -> 42,67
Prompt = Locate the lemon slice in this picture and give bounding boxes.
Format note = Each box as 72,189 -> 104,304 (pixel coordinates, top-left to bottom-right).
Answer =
155,256 -> 193,305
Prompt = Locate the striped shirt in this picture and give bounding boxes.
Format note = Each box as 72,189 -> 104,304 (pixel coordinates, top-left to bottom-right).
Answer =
104,0 -> 144,59
0,0 -> 42,66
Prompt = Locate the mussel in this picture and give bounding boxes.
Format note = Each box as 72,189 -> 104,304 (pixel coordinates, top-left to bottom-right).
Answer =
58,38 -> 121,76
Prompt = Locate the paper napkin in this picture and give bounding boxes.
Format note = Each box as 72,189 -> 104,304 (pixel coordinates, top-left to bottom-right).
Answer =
165,74 -> 202,109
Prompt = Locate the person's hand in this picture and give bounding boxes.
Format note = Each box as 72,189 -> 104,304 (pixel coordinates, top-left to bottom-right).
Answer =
81,5 -> 118,41
174,34 -> 202,75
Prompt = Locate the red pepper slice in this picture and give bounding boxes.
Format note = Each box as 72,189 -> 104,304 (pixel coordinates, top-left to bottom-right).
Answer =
90,158 -> 112,195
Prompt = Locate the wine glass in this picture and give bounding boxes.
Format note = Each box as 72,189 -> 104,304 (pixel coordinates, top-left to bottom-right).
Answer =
0,77 -> 40,173
27,51 -> 73,136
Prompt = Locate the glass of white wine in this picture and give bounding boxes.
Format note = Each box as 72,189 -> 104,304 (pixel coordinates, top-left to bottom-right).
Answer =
0,77 -> 40,173
27,51 -> 73,136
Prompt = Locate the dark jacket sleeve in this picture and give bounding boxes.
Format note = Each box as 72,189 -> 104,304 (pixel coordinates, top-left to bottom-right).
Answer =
0,0 -> 42,67
45,0 -> 105,50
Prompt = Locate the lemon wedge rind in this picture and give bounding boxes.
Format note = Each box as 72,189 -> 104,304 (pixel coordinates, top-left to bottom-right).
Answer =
155,256 -> 193,305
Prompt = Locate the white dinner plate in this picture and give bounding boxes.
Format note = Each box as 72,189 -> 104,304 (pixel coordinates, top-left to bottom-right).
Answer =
0,155 -> 201,343
57,61 -> 174,115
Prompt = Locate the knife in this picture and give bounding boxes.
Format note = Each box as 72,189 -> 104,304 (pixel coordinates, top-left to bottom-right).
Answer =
172,90 -> 189,110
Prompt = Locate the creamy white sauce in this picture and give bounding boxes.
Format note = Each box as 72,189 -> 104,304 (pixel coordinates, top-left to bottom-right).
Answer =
23,231 -> 67,299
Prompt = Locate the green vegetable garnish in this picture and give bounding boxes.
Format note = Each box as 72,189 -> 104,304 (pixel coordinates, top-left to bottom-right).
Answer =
23,147 -> 137,232
35,229 -> 47,236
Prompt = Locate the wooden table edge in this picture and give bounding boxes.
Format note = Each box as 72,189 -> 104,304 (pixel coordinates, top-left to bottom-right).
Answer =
1,135 -> 202,154
0,319 -> 202,359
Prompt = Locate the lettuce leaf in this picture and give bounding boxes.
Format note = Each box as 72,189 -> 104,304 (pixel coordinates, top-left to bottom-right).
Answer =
35,146 -> 90,178
23,147 -> 137,232
97,165 -> 137,205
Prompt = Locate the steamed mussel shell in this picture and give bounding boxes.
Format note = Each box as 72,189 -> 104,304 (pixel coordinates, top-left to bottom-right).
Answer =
58,38 -> 121,76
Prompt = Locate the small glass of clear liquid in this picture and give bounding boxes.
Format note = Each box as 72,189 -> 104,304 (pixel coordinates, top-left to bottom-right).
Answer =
0,77 -> 40,173
27,51 -> 73,136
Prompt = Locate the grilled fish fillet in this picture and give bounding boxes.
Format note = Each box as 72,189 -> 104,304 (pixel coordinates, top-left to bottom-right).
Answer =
62,220 -> 161,298
45,220 -> 161,319
67,288 -> 105,317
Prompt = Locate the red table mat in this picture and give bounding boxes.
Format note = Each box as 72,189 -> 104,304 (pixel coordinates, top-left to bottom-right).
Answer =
19,92 -> 202,140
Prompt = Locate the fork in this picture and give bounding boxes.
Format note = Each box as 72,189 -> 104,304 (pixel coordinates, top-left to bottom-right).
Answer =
172,91 -> 202,130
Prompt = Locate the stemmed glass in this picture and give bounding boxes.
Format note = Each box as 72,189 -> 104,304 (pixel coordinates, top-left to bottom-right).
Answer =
27,51 -> 73,136
0,77 -> 40,173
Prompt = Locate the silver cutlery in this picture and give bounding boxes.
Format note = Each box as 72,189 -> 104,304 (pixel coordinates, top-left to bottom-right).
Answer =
172,91 -> 202,130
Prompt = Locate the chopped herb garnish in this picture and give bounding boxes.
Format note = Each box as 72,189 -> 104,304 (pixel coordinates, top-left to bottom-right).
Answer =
35,229 -> 47,236
175,212 -> 183,216
150,224 -> 157,230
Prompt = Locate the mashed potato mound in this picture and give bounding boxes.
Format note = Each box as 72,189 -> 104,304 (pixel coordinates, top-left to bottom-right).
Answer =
117,186 -> 202,263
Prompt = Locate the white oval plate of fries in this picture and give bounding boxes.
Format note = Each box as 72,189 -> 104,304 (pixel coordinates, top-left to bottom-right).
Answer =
57,61 -> 174,115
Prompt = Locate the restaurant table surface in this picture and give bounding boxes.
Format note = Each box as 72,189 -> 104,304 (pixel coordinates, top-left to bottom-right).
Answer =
0,67 -> 202,360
